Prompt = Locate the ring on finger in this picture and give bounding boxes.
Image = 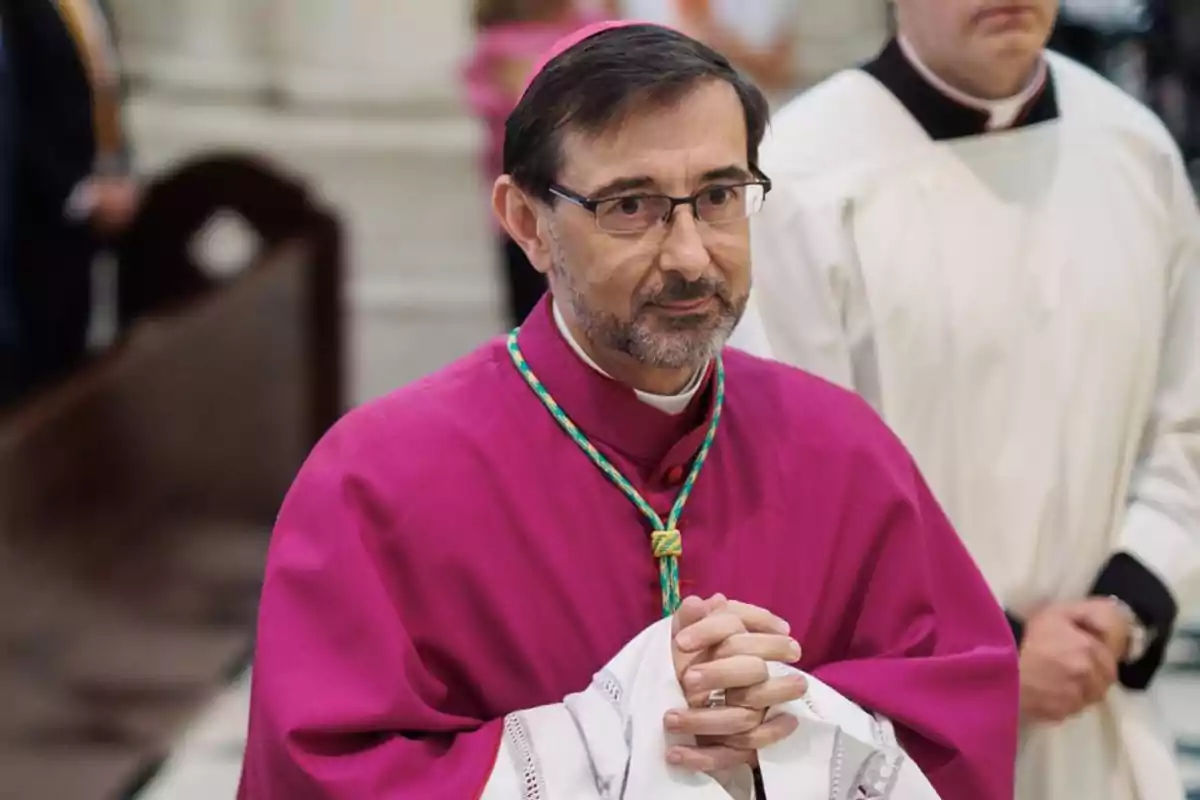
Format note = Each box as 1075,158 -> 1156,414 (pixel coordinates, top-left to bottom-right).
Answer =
705,689 -> 727,708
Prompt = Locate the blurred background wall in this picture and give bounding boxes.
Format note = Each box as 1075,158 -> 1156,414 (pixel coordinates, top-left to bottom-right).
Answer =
109,0 -> 889,404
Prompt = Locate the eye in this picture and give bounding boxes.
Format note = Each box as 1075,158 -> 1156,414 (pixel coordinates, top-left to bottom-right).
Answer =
613,196 -> 644,216
701,185 -> 741,206
596,195 -> 669,232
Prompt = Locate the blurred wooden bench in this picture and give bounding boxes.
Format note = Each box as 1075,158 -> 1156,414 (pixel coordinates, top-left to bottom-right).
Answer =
0,153 -> 344,800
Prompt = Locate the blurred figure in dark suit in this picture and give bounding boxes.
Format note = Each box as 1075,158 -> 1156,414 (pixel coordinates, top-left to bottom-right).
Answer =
1050,0 -> 1148,80
0,19 -> 18,405
0,0 -> 136,402
1162,0 -> 1200,162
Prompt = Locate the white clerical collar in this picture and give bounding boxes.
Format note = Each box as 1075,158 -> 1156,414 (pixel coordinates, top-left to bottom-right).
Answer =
898,36 -> 1047,130
552,301 -> 704,416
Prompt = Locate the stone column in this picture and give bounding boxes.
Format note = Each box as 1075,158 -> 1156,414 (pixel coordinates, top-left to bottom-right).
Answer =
269,0 -> 472,111
107,0 -> 167,83
110,0 -> 272,101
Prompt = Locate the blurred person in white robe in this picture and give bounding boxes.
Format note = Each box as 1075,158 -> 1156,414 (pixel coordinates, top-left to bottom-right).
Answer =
729,1 -> 1200,798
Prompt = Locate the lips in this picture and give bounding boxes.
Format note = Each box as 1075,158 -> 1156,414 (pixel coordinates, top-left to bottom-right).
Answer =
977,3 -> 1034,20
655,297 -> 714,312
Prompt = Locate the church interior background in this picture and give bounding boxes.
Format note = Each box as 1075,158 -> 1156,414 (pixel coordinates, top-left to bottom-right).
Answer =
0,1 -> 1195,797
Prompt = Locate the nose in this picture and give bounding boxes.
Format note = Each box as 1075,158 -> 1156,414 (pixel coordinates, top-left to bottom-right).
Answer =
657,207 -> 710,279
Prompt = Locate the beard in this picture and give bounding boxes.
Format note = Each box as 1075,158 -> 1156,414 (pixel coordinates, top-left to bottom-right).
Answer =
550,248 -> 746,371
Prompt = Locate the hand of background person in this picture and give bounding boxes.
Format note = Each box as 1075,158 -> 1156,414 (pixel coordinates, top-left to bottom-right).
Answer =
1018,602 -> 1118,722
87,175 -> 140,235
1067,597 -> 1133,661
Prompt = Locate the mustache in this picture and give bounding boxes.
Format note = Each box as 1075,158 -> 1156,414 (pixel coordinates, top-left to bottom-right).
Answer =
643,274 -> 729,306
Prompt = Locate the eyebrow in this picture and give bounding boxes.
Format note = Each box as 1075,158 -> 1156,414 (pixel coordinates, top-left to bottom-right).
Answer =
587,165 -> 755,199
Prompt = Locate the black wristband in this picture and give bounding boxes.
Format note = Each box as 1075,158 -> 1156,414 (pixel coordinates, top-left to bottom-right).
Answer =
1090,552 -> 1178,689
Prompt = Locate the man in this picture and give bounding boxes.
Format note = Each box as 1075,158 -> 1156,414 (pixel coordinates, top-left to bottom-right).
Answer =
239,22 -> 1019,800
730,1 -> 1199,798
1,0 -> 136,400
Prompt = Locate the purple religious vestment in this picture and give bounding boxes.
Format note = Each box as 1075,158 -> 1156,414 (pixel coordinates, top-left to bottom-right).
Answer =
238,298 -> 1019,799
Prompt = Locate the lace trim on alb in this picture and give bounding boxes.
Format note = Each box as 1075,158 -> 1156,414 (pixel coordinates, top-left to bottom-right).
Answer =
503,712 -> 547,800
592,668 -> 624,720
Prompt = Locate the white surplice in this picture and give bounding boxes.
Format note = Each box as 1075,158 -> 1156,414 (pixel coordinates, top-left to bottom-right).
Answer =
479,617 -> 939,800
730,52 -> 1200,800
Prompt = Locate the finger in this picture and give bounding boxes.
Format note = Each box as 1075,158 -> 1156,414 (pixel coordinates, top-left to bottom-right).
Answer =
1069,607 -> 1103,634
1070,607 -> 1121,651
1073,617 -> 1113,651
675,611 -> 747,653
711,632 -> 802,664
723,600 -> 791,635
1029,702 -> 1072,724
714,713 -> 800,751
1070,597 -> 1122,618
1054,681 -> 1087,719
1060,628 -> 1106,671
683,655 -> 770,694
673,595 -> 712,636
667,743 -> 756,773
727,674 -> 808,710
664,705 -> 763,737
1065,635 -> 1116,684
1064,654 -> 1101,700
1082,641 -> 1118,701
1088,638 -> 1118,681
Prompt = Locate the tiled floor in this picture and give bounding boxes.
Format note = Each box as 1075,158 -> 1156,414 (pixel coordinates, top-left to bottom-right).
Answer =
134,670 -> 250,800
0,523 -> 268,800
136,625 -> 1200,799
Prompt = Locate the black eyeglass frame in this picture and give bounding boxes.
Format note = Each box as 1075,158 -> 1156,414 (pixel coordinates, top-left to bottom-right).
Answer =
546,166 -> 773,231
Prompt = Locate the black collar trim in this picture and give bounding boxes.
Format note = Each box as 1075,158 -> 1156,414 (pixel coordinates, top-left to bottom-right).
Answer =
861,39 -> 1059,141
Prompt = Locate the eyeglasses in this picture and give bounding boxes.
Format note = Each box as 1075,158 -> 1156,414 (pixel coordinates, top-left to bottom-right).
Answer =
548,170 -> 772,234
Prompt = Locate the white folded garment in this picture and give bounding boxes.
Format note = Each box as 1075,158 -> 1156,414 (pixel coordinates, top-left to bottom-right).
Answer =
481,618 -> 941,799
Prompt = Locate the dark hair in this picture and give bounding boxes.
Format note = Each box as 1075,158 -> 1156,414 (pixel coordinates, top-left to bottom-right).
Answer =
503,25 -> 770,201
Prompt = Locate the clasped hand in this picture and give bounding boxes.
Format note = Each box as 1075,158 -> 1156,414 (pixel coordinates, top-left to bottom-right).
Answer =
666,594 -> 806,773
1019,597 -> 1132,723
